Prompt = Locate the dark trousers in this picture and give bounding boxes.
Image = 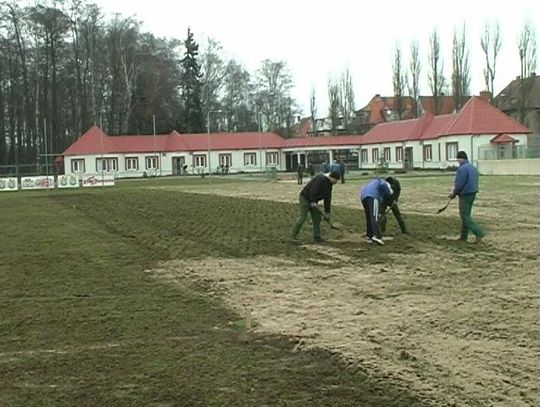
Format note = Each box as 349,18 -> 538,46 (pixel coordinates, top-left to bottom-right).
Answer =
297,173 -> 303,184
379,202 -> 408,234
290,195 -> 321,239
340,172 -> 345,184
459,193 -> 484,239
362,197 -> 382,239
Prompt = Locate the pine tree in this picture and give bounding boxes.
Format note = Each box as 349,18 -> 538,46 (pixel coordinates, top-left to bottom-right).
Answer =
180,27 -> 204,133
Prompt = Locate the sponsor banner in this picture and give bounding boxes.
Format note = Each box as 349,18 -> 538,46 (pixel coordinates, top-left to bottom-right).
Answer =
20,176 -> 55,190
57,174 -> 80,188
82,174 -> 115,187
0,177 -> 19,191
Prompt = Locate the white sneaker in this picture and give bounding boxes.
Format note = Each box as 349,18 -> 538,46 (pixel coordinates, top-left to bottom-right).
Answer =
365,237 -> 373,243
371,236 -> 384,246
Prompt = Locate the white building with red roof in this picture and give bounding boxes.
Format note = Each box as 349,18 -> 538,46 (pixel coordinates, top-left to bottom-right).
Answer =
61,96 -> 531,177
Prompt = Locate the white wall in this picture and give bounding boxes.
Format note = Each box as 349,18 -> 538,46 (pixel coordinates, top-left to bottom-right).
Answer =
478,159 -> 540,175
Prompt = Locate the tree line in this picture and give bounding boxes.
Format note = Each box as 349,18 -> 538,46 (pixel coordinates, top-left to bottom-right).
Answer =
0,0 -> 537,168
0,0 -> 300,167
389,20 -> 537,122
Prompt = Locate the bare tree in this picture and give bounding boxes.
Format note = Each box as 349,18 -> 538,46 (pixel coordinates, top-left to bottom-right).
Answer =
200,37 -> 225,124
517,18 -> 538,126
392,44 -> 406,120
255,59 -> 293,132
327,77 -> 341,135
407,40 -> 421,118
428,29 -> 446,115
309,87 -> 317,136
451,24 -> 470,110
222,59 -> 253,131
480,21 -> 502,102
340,68 -> 355,130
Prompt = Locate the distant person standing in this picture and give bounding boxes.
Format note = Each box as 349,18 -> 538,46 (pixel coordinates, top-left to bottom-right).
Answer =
338,161 -> 346,184
296,163 -> 304,184
290,171 -> 341,243
359,177 -> 395,245
448,151 -> 485,243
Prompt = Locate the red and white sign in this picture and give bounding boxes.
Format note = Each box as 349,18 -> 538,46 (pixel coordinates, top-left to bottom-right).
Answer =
20,176 -> 55,190
57,174 -> 80,188
82,174 -> 115,187
0,177 -> 18,191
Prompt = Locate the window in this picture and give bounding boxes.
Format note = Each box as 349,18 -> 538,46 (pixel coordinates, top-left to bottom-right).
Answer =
423,145 -> 433,161
71,159 -> 85,173
361,149 -> 368,163
244,153 -> 257,166
145,155 -> 160,170
266,152 -> 279,166
446,142 -> 458,160
219,154 -> 232,167
193,154 -> 207,167
395,146 -> 403,162
383,147 -> 391,162
96,157 -> 118,172
125,157 -> 139,171
372,148 -> 379,163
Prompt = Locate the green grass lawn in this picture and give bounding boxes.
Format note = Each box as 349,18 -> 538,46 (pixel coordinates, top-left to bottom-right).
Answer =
1,181 -> 436,406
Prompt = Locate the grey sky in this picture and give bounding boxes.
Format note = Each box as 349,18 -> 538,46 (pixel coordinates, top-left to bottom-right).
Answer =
94,0 -> 539,114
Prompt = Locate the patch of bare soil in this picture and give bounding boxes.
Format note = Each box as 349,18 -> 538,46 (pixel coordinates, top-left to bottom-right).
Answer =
150,176 -> 538,406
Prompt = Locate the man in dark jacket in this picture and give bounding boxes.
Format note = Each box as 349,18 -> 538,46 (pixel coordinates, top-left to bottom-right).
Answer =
290,171 -> 340,243
378,176 -> 409,234
449,151 -> 484,242
359,177 -> 394,245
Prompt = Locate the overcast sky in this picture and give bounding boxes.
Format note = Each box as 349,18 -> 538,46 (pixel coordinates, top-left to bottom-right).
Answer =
94,0 -> 539,115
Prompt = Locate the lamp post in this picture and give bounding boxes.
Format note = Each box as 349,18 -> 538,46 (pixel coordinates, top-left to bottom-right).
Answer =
258,112 -> 264,174
207,109 -> 223,179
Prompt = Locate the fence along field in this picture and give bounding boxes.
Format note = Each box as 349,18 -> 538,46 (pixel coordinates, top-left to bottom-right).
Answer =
0,174 -> 537,406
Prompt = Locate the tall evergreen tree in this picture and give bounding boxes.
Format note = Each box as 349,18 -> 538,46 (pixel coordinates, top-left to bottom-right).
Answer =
180,27 -> 203,133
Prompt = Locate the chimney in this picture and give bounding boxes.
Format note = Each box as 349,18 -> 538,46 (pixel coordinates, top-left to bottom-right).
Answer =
479,91 -> 492,103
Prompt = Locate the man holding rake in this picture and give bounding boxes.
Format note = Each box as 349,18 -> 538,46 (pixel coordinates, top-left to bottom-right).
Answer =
448,151 -> 485,243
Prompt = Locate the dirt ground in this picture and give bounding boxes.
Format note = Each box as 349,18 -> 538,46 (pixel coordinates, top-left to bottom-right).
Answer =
150,175 -> 538,406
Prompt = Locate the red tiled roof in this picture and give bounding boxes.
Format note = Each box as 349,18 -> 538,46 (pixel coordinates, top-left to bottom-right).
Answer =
358,96 -> 531,145
358,118 -> 421,144
419,96 -> 460,115
442,96 -> 530,135
490,134 -> 518,143
63,97 -> 531,155
63,128 -> 287,155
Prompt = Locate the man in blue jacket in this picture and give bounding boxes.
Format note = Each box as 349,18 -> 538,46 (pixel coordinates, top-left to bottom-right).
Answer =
290,171 -> 340,243
448,151 -> 485,242
359,177 -> 394,245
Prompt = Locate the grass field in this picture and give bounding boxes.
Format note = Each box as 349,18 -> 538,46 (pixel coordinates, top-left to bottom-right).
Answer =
0,173 -> 537,406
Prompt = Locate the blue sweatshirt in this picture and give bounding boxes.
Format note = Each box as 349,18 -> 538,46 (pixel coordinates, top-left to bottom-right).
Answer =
453,160 -> 479,195
359,178 -> 394,204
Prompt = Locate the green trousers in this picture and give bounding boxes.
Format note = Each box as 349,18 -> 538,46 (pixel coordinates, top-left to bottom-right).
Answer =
459,193 -> 484,240
290,195 -> 321,239
379,202 -> 408,234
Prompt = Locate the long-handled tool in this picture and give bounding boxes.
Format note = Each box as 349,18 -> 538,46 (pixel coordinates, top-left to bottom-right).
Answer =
436,198 -> 453,214
378,205 -> 392,222
312,206 -> 341,230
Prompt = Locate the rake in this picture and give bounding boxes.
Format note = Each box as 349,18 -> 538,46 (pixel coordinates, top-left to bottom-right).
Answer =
436,198 -> 453,214
312,206 -> 341,230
